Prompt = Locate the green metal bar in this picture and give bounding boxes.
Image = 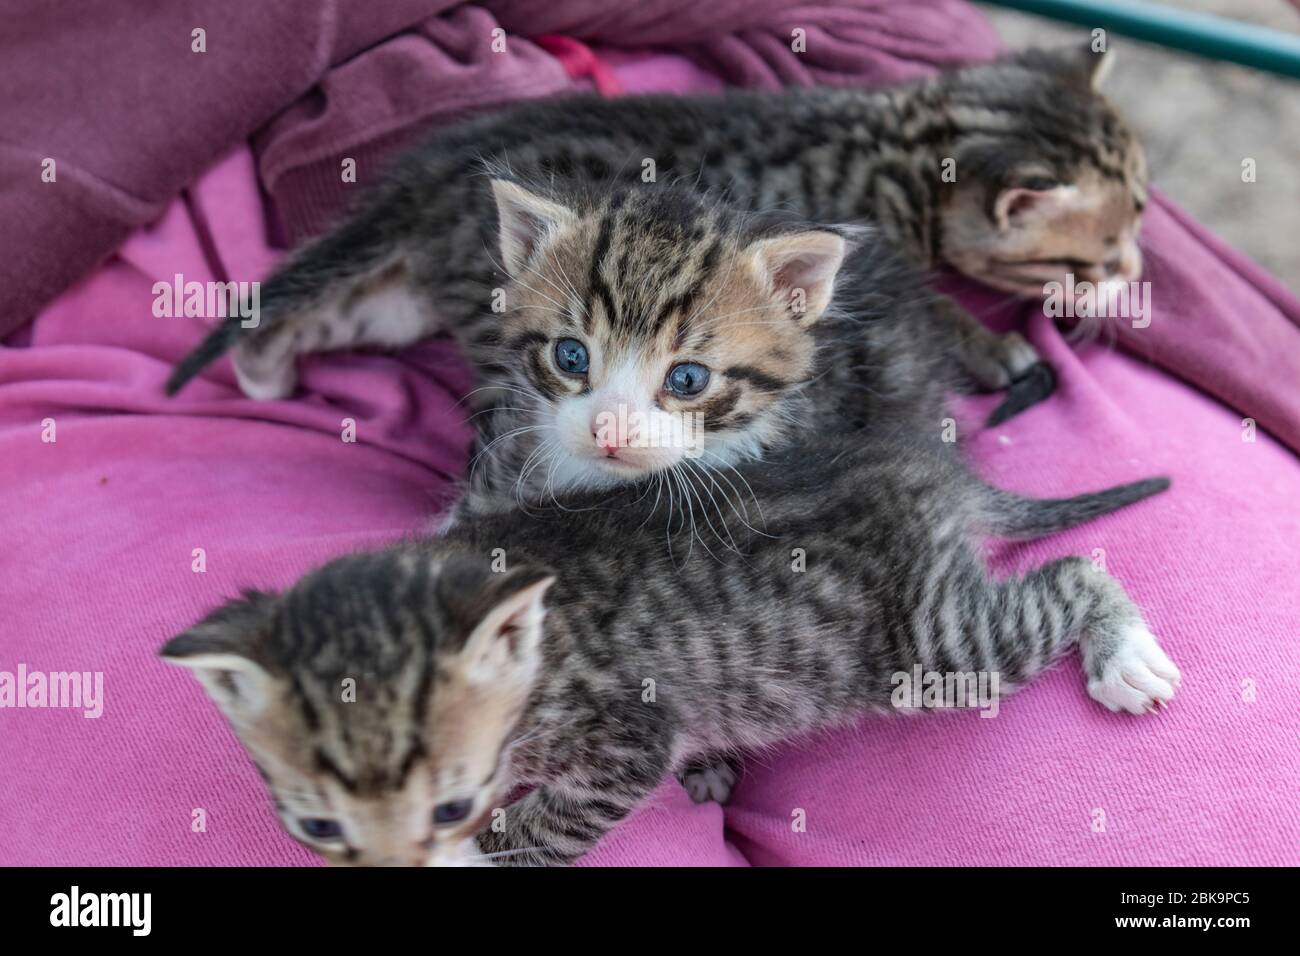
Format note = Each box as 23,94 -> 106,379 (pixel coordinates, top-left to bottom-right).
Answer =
982,0 -> 1300,79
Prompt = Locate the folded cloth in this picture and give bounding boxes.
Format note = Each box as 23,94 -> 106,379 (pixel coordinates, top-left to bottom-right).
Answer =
0,0 -> 994,335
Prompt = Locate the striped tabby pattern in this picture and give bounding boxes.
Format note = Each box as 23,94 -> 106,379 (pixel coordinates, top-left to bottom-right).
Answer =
163,427 -> 1178,866
166,44 -> 1145,444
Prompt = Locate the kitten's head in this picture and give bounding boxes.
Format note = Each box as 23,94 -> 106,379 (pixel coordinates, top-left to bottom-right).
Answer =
161,549 -> 553,866
938,43 -> 1148,297
486,179 -> 848,491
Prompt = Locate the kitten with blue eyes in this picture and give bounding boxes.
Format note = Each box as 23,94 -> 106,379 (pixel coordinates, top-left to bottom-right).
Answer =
420,176 -> 996,508
159,180 -> 1179,865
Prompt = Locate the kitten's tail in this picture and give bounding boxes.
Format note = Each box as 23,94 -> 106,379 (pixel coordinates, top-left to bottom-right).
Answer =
165,316 -> 247,395
979,476 -> 1170,540
165,198 -> 402,396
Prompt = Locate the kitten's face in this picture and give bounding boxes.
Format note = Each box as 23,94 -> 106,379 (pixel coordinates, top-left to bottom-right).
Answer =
939,45 -> 1149,298
489,182 -> 847,491
161,552 -> 551,867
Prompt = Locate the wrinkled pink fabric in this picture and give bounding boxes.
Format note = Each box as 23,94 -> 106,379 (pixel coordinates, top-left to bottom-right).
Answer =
2,41 -> 1298,866
0,0 -> 993,333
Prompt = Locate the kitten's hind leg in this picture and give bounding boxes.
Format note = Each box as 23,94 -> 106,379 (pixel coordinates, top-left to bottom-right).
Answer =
231,260 -> 446,400
167,186 -> 481,398
987,556 -> 1179,714
677,752 -> 741,804
1082,617 -> 1181,715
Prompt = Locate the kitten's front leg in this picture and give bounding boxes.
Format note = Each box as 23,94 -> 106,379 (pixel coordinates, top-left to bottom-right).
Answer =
931,296 -> 1054,424
467,731 -> 673,866
468,778 -> 661,867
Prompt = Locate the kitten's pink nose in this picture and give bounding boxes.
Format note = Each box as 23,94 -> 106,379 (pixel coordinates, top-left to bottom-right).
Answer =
591,406 -> 639,453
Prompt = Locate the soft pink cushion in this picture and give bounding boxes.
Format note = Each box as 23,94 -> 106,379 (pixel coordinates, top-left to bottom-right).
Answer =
2,60 -> 1297,867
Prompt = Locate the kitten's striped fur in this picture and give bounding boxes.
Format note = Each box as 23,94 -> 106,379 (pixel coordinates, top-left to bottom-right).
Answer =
444,177 -> 987,505
166,44 -> 1146,434
162,430 -> 1177,866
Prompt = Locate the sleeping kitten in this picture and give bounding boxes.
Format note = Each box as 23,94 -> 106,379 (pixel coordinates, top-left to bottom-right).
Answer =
166,43 -> 1142,418
161,432 -> 1177,867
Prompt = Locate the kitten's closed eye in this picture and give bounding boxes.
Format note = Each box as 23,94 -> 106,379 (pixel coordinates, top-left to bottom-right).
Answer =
433,799 -> 474,825
300,818 -> 343,840
1017,176 -> 1060,192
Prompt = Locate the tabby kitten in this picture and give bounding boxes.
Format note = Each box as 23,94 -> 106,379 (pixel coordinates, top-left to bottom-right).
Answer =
424,177 -> 971,503
162,431 -> 1177,867
166,43 -> 1143,418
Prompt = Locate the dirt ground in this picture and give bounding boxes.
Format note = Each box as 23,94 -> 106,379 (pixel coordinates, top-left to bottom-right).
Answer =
980,0 -> 1299,290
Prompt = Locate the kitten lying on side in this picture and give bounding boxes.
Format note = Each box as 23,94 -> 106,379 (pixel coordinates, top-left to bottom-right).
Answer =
166,43 -> 1145,423
161,432 -> 1177,867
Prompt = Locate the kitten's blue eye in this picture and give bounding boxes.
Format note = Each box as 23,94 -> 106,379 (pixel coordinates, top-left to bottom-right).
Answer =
299,818 -> 342,840
433,800 -> 474,825
665,362 -> 710,397
554,338 -> 589,375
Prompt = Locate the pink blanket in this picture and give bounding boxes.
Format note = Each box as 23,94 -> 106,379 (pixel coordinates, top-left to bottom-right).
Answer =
2,37 -> 1298,866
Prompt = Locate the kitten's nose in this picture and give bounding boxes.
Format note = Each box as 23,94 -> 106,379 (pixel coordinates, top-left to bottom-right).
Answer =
591,406 -> 639,452
1107,243 -> 1142,281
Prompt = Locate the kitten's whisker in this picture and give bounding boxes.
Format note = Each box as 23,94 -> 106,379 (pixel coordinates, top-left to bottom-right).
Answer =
468,424 -> 553,483
682,458 -> 747,555
699,449 -> 772,536
461,846 -> 549,863
688,457 -> 770,543
636,472 -> 666,533
669,465 -> 700,563
463,404 -> 535,424
543,247 -> 585,309
453,381 -> 541,409
514,437 -> 556,508
481,246 -> 570,314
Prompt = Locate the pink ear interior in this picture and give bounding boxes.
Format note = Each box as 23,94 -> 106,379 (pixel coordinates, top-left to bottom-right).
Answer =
770,255 -> 822,296
751,231 -> 846,322
995,186 -> 1058,228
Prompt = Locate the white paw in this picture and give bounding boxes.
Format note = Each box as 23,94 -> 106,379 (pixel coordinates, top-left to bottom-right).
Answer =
1087,622 -> 1181,715
970,331 -> 1041,389
680,761 -> 737,804
1000,331 -> 1041,381
232,346 -> 297,400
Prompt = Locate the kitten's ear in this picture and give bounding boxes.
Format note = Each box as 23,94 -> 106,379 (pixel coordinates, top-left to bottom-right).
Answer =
436,555 -> 554,685
994,176 -> 1075,231
1055,42 -> 1114,90
160,591 -> 280,721
748,230 -> 847,326
490,178 -> 576,276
